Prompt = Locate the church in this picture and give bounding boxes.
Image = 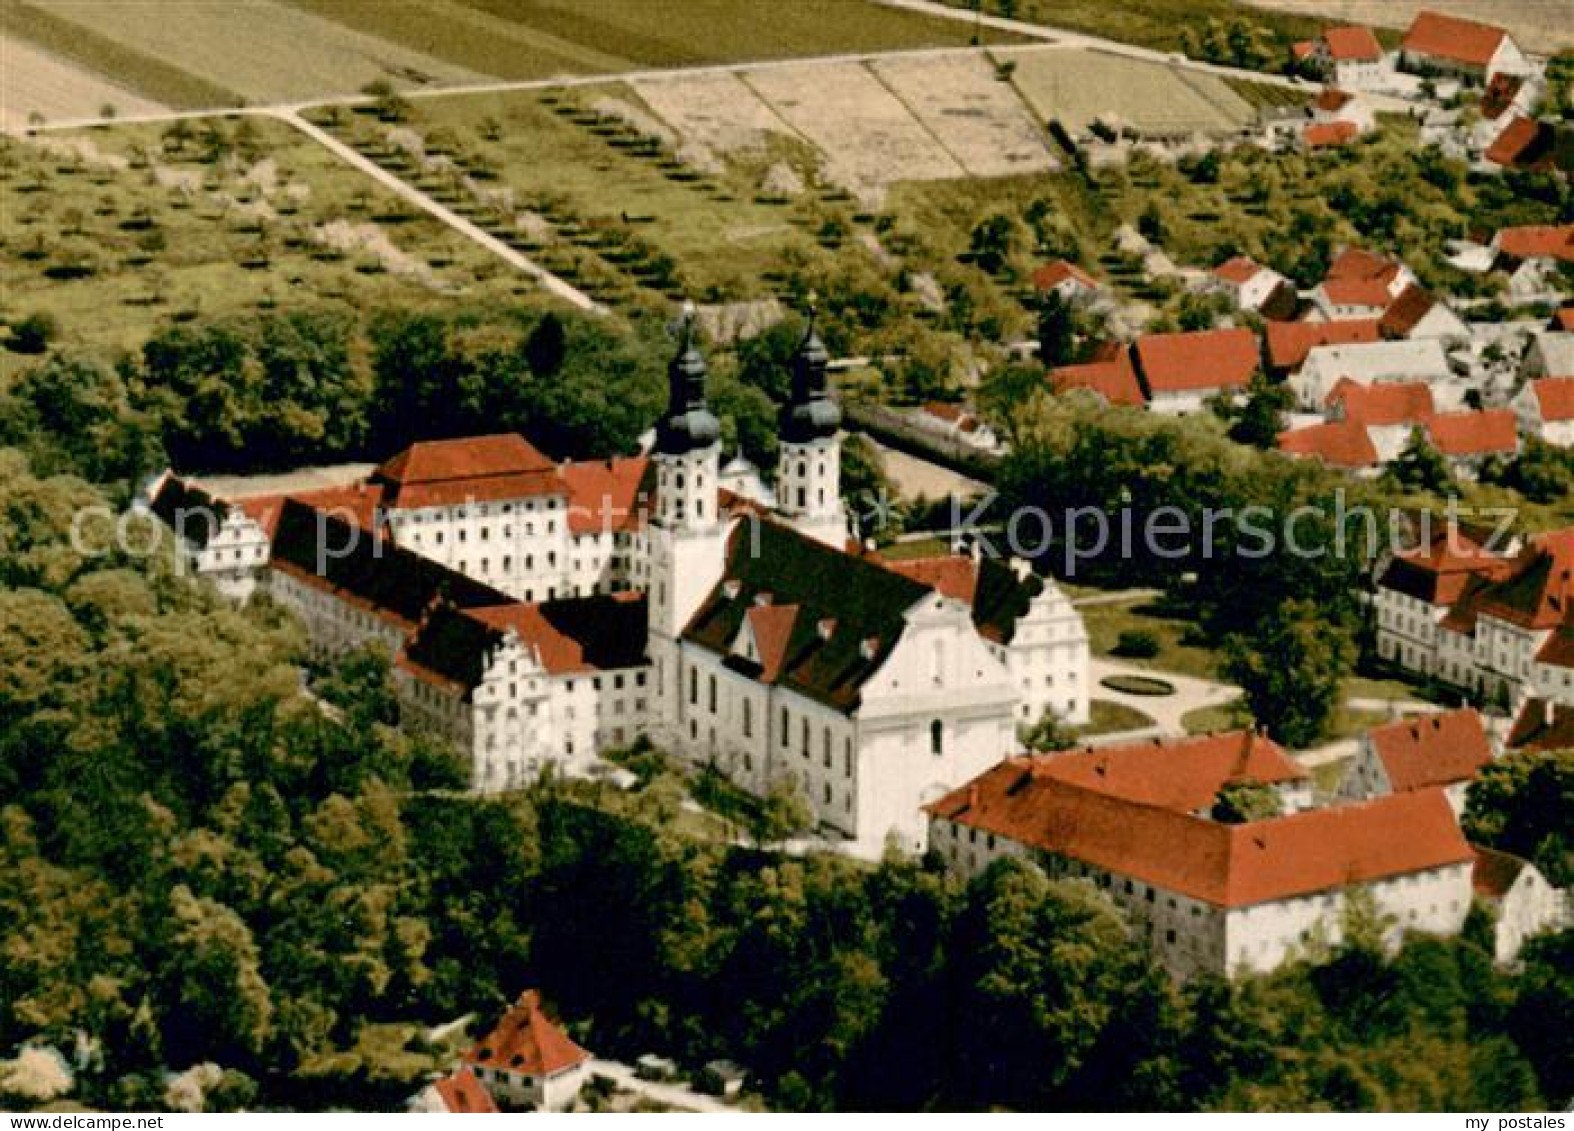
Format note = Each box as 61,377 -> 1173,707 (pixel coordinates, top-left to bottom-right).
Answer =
145,307 -> 1090,850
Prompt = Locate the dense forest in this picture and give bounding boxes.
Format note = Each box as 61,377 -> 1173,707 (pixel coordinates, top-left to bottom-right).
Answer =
1,301 -> 1570,1111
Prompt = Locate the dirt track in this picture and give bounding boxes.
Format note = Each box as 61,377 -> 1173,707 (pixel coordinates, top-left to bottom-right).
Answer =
1240,0 -> 1573,53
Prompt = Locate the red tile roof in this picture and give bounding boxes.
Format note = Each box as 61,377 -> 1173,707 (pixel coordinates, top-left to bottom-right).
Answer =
1422,409 -> 1519,457
1328,247 -> 1403,285
1554,308 -> 1574,333
1486,115 -> 1542,168
374,434 -> 566,510
1032,259 -> 1099,292
1305,120 -> 1360,148
431,1067 -> 500,1114
1368,708 -> 1492,792
928,766 -> 1473,908
1378,526 -> 1511,606
1380,285 -> 1446,338
1496,225 -> 1574,262
1401,9 -> 1508,68
1464,529 -> 1574,631
1292,40 -> 1316,61
1050,349 -> 1147,407
880,554 -> 981,606
1530,377 -> 1574,422
1480,73 -> 1525,121
1324,25 -> 1382,61
1506,698 -> 1574,753
562,455 -> 648,535
1327,377 -> 1434,425
1278,420 -> 1379,469
1035,730 -> 1307,814
463,990 -> 589,1079
1320,277 -> 1394,308
466,593 -> 648,676
1266,318 -> 1382,371
1537,623 -> 1574,668
1315,88 -> 1355,113
1472,844 -> 1531,899
1213,255 -> 1264,285
1133,327 -> 1260,394
745,603 -> 800,683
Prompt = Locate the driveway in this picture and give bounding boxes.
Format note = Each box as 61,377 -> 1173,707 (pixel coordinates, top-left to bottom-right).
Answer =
589,1059 -> 735,1114
1088,658 -> 1242,742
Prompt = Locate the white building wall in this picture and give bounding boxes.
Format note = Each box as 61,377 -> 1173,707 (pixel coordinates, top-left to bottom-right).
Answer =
1492,865 -> 1565,964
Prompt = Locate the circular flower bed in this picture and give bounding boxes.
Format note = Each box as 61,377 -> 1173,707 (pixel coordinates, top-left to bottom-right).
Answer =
1100,674 -> 1176,697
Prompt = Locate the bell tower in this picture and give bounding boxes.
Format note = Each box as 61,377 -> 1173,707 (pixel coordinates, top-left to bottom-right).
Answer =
776,304 -> 848,548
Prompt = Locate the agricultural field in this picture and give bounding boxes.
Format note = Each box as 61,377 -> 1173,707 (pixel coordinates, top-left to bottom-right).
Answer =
1002,45 -> 1257,136
1241,0 -> 1574,53
0,114 -> 527,379
13,0 -> 483,106
0,35 -> 166,132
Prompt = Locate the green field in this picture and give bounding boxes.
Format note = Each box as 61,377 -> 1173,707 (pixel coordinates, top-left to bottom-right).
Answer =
940,0 -> 1326,56
1080,595 -> 1224,680
1077,698 -> 1157,737
0,117 -> 525,380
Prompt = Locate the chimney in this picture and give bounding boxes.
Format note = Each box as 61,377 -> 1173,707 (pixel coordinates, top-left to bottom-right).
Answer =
753,591 -> 773,606
967,784 -> 979,811
817,618 -> 836,640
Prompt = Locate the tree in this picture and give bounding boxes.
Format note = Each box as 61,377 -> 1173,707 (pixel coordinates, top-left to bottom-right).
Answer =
976,360 -> 1046,446
1022,708 -> 1079,753
967,212 -> 1020,276
1463,748 -> 1573,885
1387,427 -> 1454,494
752,776 -> 813,846
1227,374 -> 1294,449
1222,599 -> 1355,747
1211,780 -> 1282,824
7,312 -> 58,355
1036,290 -> 1077,367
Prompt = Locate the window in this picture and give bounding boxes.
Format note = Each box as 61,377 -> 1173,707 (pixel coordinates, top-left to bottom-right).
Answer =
708,674 -> 717,713
781,707 -> 790,744
930,720 -> 943,756
801,717 -> 809,755
823,728 -> 831,767
743,698 -> 753,738
688,669 -> 697,705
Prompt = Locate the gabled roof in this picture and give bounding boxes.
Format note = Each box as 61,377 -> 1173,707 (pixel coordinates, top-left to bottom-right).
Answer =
928,766 -> 1472,909
1327,377 -> 1434,425
1485,115 -> 1545,169
1050,349 -> 1147,407
400,593 -> 649,696
1536,623 -> 1574,669
561,455 -> 648,535
1213,255 -> 1264,285
1529,377 -> 1574,423
1481,73 -> 1525,121
1320,277 -> 1394,308
1314,88 -> 1355,113
877,551 -> 1048,645
1278,420 -> 1379,469
1132,327 -> 1260,394
149,475 -> 230,550
1505,697 -> 1574,753
373,434 -> 566,510
1265,318 -> 1382,371
1377,525 -> 1510,606
463,990 -> 589,1079
684,519 -> 931,713
1380,285 -> 1448,338
1496,225 -> 1574,263
1401,9 -> 1509,68
1465,529 -> 1574,631
1327,247 -> 1404,285
1422,409 -> 1518,457
1032,259 -> 1099,292
1368,708 -> 1492,792
1472,844 -> 1533,899
743,603 -> 800,683
269,498 -> 512,632
1033,730 -> 1307,814
1305,120 -> 1359,148
1323,25 -> 1382,61
1553,308 -> 1574,333
430,1067 -> 499,1114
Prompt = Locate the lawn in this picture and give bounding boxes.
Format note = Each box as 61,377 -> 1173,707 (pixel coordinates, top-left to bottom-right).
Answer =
1003,46 -> 1256,136
1076,698 -> 1156,738
0,118 -> 522,381
1079,595 -> 1224,680
1182,703 -> 1246,735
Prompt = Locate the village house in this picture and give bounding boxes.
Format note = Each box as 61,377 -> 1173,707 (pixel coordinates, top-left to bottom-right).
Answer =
408,1067 -> 499,1114
1307,248 -> 1417,323
142,474 -> 272,601
460,991 -> 591,1111
1399,10 -> 1529,85
1049,346 -> 1146,408
1375,528 -> 1574,708
1031,259 -> 1102,306
1491,225 -> 1574,301
1521,331 -> 1574,384
927,735 -> 1474,980
1378,285 -> 1469,343
1504,373 -> 1574,445
1292,25 -> 1388,90
1308,88 -> 1376,136
1505,696 -> 1574,755
909,401 -> 1002,455
1130,327 -> 1260,415
1471,847 -> 1566,964
1291,337 -> 1453,410
1338,707 -> 1494,815
1264,318 -> 1382,379
1208,256 -> 1293,317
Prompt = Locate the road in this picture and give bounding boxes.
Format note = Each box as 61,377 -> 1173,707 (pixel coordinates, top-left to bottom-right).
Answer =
589,1059 -> 734,1114
1087,657 -> 1243,742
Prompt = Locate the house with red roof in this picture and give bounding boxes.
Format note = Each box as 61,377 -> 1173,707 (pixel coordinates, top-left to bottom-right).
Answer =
1048,346 -> 1147,408
1264,318 -> 1382,377
1422,409 -> 1520,468
1309,87 -> 1376,135
1208,256 -> 1292,316
409,1066 -> 501,1114
927,744 -> 1474,979
1340,708 -> 1494,814
1130,327 -> 1261,415
1491,225 -> 1574,300
1277,420 -> 1381,473
1302,119 -> 1361,150
1471,846 -> 1566,964
1484,114 -> 1552,171
1293,25 -> 1389,90
1378,285 -> 1468,342
461,990 -> 591,1111
1399,9 -> 1528,84
1373,524 -> 1515,681
1309,248 -> 1417,322
1513,376 -> 1574,446
1505,697 -> 1574,755
1032,259 -> 1101,305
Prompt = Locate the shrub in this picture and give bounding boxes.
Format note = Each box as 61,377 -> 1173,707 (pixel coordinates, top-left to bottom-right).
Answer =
7,311 -> 59,354
1114,629 -> 1161,659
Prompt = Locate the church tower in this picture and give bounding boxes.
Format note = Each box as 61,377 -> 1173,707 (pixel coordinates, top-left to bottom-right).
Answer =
646,305 -> 729,742
776,305 -> 848,548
